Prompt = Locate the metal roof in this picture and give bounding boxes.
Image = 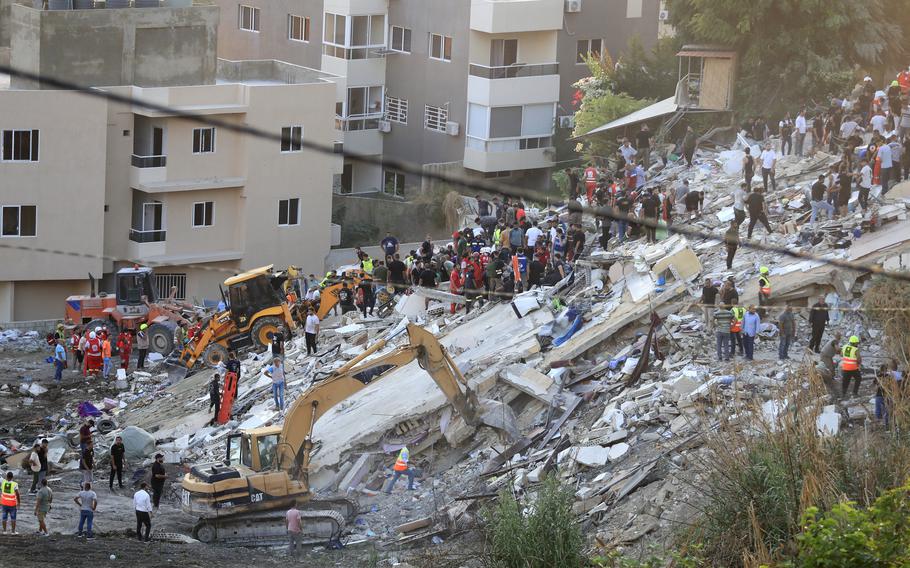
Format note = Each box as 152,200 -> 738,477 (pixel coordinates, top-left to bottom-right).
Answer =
576,96 -> 678,138
223,265 -> 275,286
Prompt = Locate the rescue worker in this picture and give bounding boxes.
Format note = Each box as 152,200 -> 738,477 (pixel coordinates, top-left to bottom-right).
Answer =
360,254 -> 374,276
117,330 -> 132,371
384,446 -> 416,494
841,335 -> 863,398
730,305 -> 746,357
757,266 -> 771,316
1,471 -> 20,534
101,333 -> 113,379
136,324 -> 149,370
83,331 -> 103,378
208,373 -> 221,425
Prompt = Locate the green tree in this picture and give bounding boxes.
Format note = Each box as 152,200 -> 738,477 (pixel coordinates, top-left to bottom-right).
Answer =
667,0 -> 907,116
614,36 -> 683,101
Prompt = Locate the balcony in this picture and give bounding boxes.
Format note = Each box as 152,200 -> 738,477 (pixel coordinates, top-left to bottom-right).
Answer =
464,135 -> 554,172
128,229 -> 166,261
131,154 -> 167,168
129,229 -> 166,243
130,154 -> 167,189
338,115 -> 384,156
467,63 -> 560,106
470,0 -> 564,33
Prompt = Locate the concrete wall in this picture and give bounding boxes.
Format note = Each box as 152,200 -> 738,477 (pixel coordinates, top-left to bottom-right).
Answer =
331,193 -> 446,246
213,0 -> 323,69
10,3 -> 219,89
0,0 -> 12,64
12,279 -> 90,322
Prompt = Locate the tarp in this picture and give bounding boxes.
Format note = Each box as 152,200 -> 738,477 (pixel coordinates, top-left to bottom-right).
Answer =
576,97 -> 678,138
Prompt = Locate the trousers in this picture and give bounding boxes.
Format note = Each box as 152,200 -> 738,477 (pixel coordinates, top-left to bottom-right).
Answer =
841,369 -> 862,396
136,511 -> 151,541
78,510 -> 94,537
715,331 -> 731,360
385,468 -> 416,493
743,334 -> 756,360
305,332 -> 317,355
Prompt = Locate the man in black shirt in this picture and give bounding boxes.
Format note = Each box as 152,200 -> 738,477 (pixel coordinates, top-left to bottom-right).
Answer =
150,454 -> 166,511
337,282 -> 355,314
684,189 -> 703,214
387,254 -> 407,291
527,255 -> 546,289
640,190 -> 659,243
109,436 -> 125,490
636,125 -> 653,169
358,277 -> 376,317
419,264 -> 437,288
810,175 -> 834,223
808,297 -> 830,352
746,188 -> 773,238
701,278 -> 719,331
615,192 -> 632,243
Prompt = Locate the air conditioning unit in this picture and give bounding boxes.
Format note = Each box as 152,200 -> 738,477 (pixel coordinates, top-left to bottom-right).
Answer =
565,0 -> 581,13
658,9 -> 669,21
445,121 -> 460,136
558,115 -> 575,129
378,120 -> 392,133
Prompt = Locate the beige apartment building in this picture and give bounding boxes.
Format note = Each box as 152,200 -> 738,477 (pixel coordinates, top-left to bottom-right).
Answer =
213,0 -> 660,195
0,1 -> 340,322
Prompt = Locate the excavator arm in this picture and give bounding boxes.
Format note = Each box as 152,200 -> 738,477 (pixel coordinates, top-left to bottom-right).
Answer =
277,323 -> 518,481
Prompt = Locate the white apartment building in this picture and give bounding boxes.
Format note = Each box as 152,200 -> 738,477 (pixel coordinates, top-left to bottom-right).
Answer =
0,2 -> 340,321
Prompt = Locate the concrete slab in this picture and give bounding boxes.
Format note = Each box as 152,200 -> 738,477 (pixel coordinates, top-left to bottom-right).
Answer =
500,364 -> 555,403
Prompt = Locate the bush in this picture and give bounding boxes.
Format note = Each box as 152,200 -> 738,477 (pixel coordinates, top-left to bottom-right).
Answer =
483,477 -> 584,568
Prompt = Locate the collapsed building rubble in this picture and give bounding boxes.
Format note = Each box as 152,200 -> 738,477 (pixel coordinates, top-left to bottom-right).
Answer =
2,138 -> 910,554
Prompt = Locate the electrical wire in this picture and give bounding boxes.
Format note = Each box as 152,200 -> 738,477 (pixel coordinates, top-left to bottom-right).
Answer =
0,62 -> 909,284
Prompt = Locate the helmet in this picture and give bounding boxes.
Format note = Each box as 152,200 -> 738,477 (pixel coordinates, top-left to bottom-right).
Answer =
89,332 -> 96,339
760,266 -> 769,274
140,323 -> 148,331
849,335 -> 860,344
95,326 -> 102,332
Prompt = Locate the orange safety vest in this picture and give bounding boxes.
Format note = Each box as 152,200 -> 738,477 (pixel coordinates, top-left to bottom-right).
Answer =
759,276 -> 771,296
730,307 -> 744,333
1,480 -> 18,507
841,344 -> 859,371
393,448 -> 409,472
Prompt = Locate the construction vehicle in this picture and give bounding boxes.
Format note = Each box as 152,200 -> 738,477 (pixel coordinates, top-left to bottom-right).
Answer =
64,266 -> 194,355
180,323 -> 519,545
294,270 -> 366,322
177,265 -> 298,370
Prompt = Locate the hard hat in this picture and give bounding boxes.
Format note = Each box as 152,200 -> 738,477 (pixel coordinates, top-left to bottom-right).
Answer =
760,266 -> 769,274
849,335 -> 859,344
95,326 -> 101,332
89,332 -> 96,339
892,80 -> 900,87
140,323 -> 148,330
864,76 -> 872,82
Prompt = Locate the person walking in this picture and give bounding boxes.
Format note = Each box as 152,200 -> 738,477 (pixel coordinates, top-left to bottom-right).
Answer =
133,482 -> 152,542
265,357 -> 286,412
150,453 -> 166,512
808,297 -> 829,352
701,279 -> 719,332
732,182 -> 748,225
117,330 -> 132,371
109,435 -> 125,490
1,471 -> 20,535
724,221 -> 740,270
840,335 -> 863,398
779,113 -> 794,155
74,482 -> 97,539
27,442 -> 41,495
384,446 -> 416,494
777,305 -> 795,360
34,478 -> 52,536
208,373 -> 221,425
714,306 -> 734,361
80,440 -> 94,487
53,338 -> 66,383
286,500 -> 303,560
747,188 -> 773,238
742,148 -> 755,189
742,305 -> 761,361
760,143 -> 778,192
136,324 -> 149,370
304,308 -> 320,356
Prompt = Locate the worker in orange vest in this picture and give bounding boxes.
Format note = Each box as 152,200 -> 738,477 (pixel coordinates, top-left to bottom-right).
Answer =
1,471 -> 20,534
384,446 -> 416,494
758,267 -> 771,316
840,336 -> 863,398
101,334 -> 112,379
730,305 -> 745,357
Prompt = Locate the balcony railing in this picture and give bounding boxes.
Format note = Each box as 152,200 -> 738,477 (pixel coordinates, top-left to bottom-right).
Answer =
131,154 -> 167,168
335,113 -> 384,132
469,62 -> 559,80
323,44 -> 387,60
129,228 -> 166,243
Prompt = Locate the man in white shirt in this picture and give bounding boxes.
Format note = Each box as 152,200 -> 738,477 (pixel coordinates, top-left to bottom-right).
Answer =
732,182 -> 748,225
524,223 -> 543,248
870,111 -> 887,136
840,117 -> 862,140
133,482 -> 152,541
794,110 -> 808,156
619,139 -> 637,165
759,143 -> 777,192
879,133 -> 894,193
304,308 -> 320,356
859,159 -> 873,211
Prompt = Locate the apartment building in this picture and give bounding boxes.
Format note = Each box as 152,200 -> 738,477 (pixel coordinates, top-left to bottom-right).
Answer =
213,0 -> 659,195
0,1 -> 340,321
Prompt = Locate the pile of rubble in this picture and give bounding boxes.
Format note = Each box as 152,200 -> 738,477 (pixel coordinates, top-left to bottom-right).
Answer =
2,135 -> 909,553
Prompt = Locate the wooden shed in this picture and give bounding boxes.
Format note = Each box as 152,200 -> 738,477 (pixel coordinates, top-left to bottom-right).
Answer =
676,45 -> 737,111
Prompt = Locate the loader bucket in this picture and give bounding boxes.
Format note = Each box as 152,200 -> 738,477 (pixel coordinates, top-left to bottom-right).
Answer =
164,359 -> 190,383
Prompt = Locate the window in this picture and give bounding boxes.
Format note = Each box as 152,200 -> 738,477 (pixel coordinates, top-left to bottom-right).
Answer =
193,128 -> 216,154
483,171 -> 511,179
1,205 -> 36,237
288,14 -> 310,41
155,273 -> 187,301
519,136 -> 552,149
424,104 -> 448,133
383,171 -> 405,197
340,86 -> 384,130
429,33 -> 452,62
239,5 -> 260,32
278,198 -> 300,226
385,96 -> 408,124
576,39 -> 603,64
281,126 -> 303,152
2,130 -> 39,162
626,0 -> 643,18
490,39 -> 518,67
490,106 -> 522,138
192,201 -> 214,227
390,25 -> 411,53
323,13 -> 385,59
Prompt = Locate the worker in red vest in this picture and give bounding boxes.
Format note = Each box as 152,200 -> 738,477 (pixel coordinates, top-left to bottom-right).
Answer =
83,331 -> 103,378
583,165 -> 598,203
117,330 -> 132,370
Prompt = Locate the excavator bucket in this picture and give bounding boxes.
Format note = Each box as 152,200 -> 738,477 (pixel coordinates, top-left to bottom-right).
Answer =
477,398 -> 522,442
164,358 -> 190,383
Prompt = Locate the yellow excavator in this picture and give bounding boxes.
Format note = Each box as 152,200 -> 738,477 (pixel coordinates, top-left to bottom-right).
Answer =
180,323 -> 519,545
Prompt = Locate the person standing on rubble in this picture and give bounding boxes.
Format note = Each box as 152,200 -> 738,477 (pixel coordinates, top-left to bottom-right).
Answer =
384,446 -> 417,493
304,308 -> 320,356
79,419 -> 94,452
338,281 -> 356,315
757,267 -> 772,316
759,143 -> 777,193
795,110 -> 808,157
701,279 -> 719,332
208,374 -> 221,426
641,190 -> 660,243
733,181 -> 747,228
720,277 -> 739,307
150,453 -> 166,512
265,358 -> 286,412
746,188 -> 773,239
724,221 -> 740,270
117,330 -> 132,371
841,336 -> 863,398
286,500 -> 303,560
730,305 -> 745,357
136,324 -> 149,370
101,333 -> 112,380
682,126 -> 698,167
133,482 -> 152,542
74,482 -> 97,539
779,113 -> 794,155
713,305 -> 734,361
742,305 -> 761,361
34,478 -> 52,536
810,175 -> 835,223
109,435 -> 125,491
53,338 -> 66,383
777,306 -> 796,360
808,297 -> 830,353
1,471 -> 20,535
80,440 -> 94,486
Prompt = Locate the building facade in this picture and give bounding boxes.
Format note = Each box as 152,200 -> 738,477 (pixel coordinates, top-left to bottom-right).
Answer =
213,0 -> 660,195
0,2 -> 340,321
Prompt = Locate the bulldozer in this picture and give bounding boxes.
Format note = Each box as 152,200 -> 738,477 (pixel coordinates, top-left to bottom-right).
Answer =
180,323 -> 519,545
177,265 -> 298,370
64,266 -> 195,355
